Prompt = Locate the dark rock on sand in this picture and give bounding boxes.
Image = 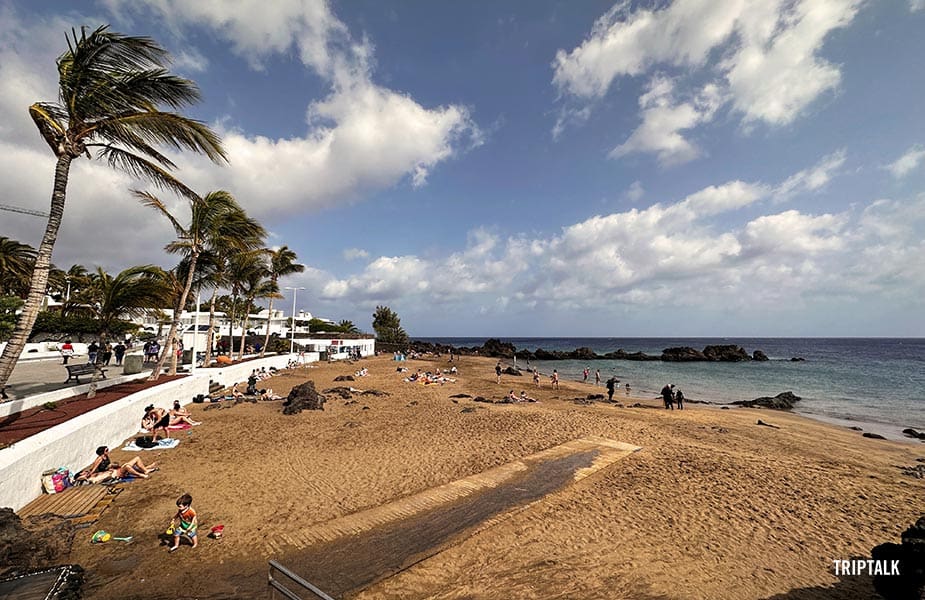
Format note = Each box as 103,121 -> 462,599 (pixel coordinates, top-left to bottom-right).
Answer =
587,394 -> 606,401
703,345 -> 751,362
871,515 -> 925,600
360,390 -> 389,396
863,432 -> 887,440
282,381 -> 326,414
756,419 -> 780,429
752,350 -> 769,361
849,426 -> 864,431
473,396 -> 492,404
333,375 -> 355,382
661,347 -> 707,362
502,366 -> 522,376
0,509 -> 78,575
449,393 -> 472,398
323,386 -> 354,399
902,428 -> 925,440
732,391 -> 802,410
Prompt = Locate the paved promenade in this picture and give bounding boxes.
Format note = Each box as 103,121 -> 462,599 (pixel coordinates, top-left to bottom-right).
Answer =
2,354 -> 150,401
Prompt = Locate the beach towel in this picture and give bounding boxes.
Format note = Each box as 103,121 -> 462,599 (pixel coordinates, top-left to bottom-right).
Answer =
122,438 -> 180,451
167,423 -> 192,430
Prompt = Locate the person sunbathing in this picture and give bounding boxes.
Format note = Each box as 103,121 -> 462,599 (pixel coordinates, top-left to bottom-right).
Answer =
77,446 -> 158,482
170,400 -> 191,418
230,383 -> 244,399
143,405 -> 200,441
259,388 -> 282,401
519,391 -> 537,403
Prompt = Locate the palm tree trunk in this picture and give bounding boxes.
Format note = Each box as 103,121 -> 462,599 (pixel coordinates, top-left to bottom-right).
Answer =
149,253 -> 199,380
260,296 -> 273,358
228,292 -> 237,361
0,154 -> 72,390
238,306 -> 251,360
203,290 -> 217,367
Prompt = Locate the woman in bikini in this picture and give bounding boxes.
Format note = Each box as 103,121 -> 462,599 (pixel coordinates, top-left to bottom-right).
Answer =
143,405 -> 200,441
77,446 -> 158,482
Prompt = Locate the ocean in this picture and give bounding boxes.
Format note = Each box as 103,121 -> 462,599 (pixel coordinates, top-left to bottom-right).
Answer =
416,337 -> 925,440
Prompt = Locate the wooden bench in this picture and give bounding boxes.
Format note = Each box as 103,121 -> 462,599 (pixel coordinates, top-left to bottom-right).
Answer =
64,363 -> 107,383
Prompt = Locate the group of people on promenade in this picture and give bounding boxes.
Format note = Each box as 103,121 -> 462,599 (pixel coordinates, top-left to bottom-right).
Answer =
60,340 -> 127,366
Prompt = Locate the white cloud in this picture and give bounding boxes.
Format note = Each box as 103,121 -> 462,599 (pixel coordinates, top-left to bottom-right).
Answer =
300,156 -> 924,319
97,0 -> 482,217
610,77 -> 723,165
885,145 -> 925,178
724,0 -> 861,126
624,180 -> 644,202
774,149 -> 846,200
343,248 -> 370,261
551,0 -> 745,99
910,0 -> 925,12
553,0 -> 862,160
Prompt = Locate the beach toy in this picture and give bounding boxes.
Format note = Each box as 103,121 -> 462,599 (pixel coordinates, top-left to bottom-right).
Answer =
210,525 -> 224,539
91,530 -> 133,543
166,526 -> 175,536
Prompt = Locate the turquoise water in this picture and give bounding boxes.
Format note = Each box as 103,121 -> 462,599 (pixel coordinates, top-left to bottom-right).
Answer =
418,338 -> 925,436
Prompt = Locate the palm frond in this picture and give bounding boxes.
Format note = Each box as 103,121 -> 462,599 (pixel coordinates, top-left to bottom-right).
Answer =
132,190 -> 189,237
28,103 -> 67,154
100,147 -> 197,199
88,112 -> 226,163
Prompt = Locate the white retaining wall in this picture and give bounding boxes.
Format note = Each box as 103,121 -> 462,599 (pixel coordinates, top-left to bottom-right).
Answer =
0,354 -> 303,512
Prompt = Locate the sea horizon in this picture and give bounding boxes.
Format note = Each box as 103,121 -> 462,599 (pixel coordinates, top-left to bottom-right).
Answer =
416,337 -> 925,440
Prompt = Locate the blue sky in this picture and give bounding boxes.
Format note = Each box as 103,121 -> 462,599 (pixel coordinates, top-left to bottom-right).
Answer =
1,0 -> 924,337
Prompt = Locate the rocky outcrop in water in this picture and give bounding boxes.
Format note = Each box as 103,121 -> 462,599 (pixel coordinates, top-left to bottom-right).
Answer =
282,381 -> 326,414
871,515 -> 925,599
732,391 -> 802,410
407,339 -> 771,363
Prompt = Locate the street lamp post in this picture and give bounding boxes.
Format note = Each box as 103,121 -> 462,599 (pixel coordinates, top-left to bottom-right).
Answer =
284,287 -> 305,356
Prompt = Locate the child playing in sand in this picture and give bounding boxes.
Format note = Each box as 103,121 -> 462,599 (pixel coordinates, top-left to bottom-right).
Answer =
168,493 -> 198,553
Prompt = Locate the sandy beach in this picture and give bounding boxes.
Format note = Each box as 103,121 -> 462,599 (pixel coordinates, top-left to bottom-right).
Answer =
59,353 -> 924,600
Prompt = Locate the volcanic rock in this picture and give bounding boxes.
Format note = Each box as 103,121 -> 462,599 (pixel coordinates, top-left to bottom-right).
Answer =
703,345 -> 751,362
752,350 -> 769,361
502,367 -> 522,376
732,391 -> 802,410
871,515 -> 925,599
902,428 -> 925,440
282,381 -> 326,414
661,347 -> 707,362
863,432 -> 887,440
333,375 -> 355,382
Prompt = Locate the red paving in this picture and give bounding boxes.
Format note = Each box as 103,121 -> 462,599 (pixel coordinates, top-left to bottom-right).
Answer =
0,376 -> 185,446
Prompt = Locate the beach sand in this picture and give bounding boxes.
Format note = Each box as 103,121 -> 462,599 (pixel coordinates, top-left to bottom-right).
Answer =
62,354 -> 924,599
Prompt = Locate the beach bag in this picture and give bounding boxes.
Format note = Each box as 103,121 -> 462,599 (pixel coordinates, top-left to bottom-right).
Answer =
135,436 -> 158,449
41,468 -> 72,494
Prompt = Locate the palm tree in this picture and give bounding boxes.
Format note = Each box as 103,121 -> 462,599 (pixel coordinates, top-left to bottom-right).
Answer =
260,246 -> 304,357
0,237 -> 37,298
78,265 -> 169,396
337,320 -> 360,334
136,190 -> 265,378
226,250 -> 269,360
80,265 -> 170,342
0,25 -> 226,389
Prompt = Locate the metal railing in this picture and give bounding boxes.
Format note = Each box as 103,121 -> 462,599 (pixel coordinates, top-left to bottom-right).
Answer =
268,560 -> 336,600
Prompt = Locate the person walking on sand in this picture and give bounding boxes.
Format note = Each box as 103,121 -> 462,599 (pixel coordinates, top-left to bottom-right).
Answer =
625,382 -> 631,396
675,388 -> 685,410
606,376 -> 616,402
595,369 -> 601,386
551,370 -> 559,390
495,361 -> 503,384
661,384 -> 674,410
533,368 -> 540,387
